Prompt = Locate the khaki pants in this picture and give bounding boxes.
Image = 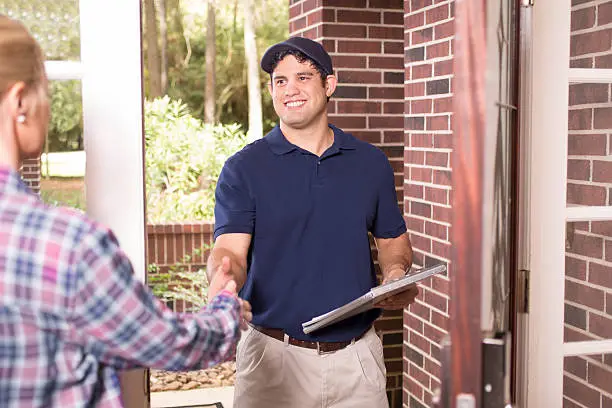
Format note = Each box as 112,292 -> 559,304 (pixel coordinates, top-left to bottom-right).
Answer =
233,326 -> 389,408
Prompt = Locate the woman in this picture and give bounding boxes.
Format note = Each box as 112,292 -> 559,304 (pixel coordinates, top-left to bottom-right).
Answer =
0,15 -> 250,408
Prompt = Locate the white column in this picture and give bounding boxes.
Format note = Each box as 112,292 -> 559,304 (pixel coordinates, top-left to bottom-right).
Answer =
79,0 -> 148,406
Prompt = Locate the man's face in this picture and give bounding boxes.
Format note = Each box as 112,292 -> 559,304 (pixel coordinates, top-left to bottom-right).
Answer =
269,55 -> 336,131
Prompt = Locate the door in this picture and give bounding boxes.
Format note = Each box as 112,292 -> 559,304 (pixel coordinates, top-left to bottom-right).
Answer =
516,0 -> 612,406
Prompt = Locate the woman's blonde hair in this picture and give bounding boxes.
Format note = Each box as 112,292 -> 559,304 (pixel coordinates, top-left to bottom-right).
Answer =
0,15 -> 44,100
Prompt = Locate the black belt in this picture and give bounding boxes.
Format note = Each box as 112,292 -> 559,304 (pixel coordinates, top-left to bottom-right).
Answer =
251,324 -> 367,353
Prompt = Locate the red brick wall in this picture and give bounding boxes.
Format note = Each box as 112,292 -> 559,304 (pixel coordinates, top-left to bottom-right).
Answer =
146,223 -> 214,312
289,1 -> 407,406
20,158 -> 41,193
565,1 -> 612,407
403,0 -> 454,407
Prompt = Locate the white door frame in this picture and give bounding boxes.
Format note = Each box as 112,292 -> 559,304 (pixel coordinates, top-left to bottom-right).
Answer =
518,0 -> 571,406
518,0 -> 612,406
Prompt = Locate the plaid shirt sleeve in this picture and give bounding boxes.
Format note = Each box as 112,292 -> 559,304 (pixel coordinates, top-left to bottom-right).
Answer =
67,225 -> 241,371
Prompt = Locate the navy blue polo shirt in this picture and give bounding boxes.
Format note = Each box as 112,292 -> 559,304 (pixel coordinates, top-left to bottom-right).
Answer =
214,125 -> 406,342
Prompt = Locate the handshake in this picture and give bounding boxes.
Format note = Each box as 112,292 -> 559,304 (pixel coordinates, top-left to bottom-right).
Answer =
208,255 -> 252,328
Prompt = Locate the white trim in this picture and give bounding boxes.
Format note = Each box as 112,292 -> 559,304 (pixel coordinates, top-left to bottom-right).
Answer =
569,68 -> 612,83
44,61 -> 83,81
526,0 -> 570,406
566,206 -> 612,222
79,0 -> 148,406
564,340 -> 612,356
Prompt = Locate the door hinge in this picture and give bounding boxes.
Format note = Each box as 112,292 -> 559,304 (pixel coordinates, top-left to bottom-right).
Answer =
521,0 -> 534,6
517,269 -> 530,314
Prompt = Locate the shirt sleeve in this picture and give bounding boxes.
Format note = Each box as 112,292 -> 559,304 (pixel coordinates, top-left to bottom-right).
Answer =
371,155 -> 407,239
213,155 -> 255,240
68,226 -> 241,371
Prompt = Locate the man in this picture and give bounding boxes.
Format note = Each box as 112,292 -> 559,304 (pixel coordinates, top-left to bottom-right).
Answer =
207,36 -> 417,408
0,15 -> 251,408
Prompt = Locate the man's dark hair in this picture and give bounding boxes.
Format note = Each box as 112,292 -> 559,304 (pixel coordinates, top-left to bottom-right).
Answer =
268,49 -> 329,85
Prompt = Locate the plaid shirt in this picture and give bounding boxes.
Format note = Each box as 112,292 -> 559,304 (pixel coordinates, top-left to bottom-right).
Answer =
0,167 -> 241,407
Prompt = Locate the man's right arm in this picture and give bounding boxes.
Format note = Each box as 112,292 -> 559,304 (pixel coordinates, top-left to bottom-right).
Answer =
207,233 -> 252,300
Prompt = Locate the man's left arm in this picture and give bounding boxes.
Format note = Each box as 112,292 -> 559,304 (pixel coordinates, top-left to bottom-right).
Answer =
374,232 -> 419,310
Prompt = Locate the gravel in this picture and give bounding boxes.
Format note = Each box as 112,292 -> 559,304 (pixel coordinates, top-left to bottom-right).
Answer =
150,362 -> 236,393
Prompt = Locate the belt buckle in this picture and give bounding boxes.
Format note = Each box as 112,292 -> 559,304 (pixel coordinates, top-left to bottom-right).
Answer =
316,341 -> 333,355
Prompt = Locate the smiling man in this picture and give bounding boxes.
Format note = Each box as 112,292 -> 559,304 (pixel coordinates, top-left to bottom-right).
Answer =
206,36 -> 417,408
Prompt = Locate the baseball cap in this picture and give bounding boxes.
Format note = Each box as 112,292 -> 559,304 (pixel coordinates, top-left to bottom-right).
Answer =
260,36 -> 333,75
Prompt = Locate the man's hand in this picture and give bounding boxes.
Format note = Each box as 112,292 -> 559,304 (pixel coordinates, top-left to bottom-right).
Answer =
374,269 -> 419,310
216,279 -> 252,330
207,256 -> 235,302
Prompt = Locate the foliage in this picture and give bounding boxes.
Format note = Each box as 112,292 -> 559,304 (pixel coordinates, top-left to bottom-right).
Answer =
148,248 -> 209,312
144,96 -> 247,222
48,81 -> 83,151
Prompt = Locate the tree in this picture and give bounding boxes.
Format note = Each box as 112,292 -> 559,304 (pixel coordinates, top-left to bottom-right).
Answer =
156,0 -> 168,94
243,0 -> 263,141
145,0 -> 163,98
204,0 -> 216,124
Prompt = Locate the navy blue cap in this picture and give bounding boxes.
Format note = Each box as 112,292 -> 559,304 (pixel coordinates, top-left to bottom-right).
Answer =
260,36 -> 333,75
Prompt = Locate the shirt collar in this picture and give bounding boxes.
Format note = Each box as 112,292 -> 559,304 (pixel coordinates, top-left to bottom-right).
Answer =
0,166 -> 32,195
265,124 -> 357,156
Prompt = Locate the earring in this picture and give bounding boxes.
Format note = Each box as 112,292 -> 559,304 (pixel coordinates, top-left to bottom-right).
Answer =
16,115 -> 26,124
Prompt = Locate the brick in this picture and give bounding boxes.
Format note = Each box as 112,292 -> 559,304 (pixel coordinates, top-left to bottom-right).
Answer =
568,108 -> 592,131
336,10 -> 381,24
567,183 -> 606,206
322,9 -> 336,23
590,313 -> 612,338
434,169 -> 451,186
369,86 -> 404,99
569,230 -> 604,259
427,41 -> 450,59
592,220 -> 612,236
432,240 -> 451,259
426,78 -> 450,95
337,101 -> 381,114
384,101 -> 404,114
566,256 -> 587,280
412,63 -> 433,79
434,97 -> 452,113
338,40 -> 381,54
307,11 -> 324,26
593,160 -> 612,183
596,54 -> 612,69
606,240 -> 612,262
594,107 -> 612,129
569,83 -> 609,105
406,345 -> 424,367
333,85 -> 367,99
571,6 -> 596,31
566,279 -> 605,310
404,312 -> 424,333
338,70 -> 381,84
328,115 -> 366,129
425,221 -> 447,240
405,150 -> 425,165
411,0 -> 433,10
289,4 -> 302,19
571,57 -> 593,68
409,362 -> 431,388
324,0 -> 365,6
599,1 -> 612,25
563,375 -> 600,408
409,396 -> 428,408
588,360 -> 612,394
426,4 -> 449,24
291,16 -> 307,31
411,201 -> 433,218
333,55 -> 367,68
423,320 -> 446,343
425,186 -> 448,204
564,326 -> 592,342
411,99 -> 432,114
369,26 -> 403,39
410,132 -> 432,147
604,395 -> 612,408
405,215 -> 425,231
406,116 -> 426,131
384,11 -> 403,25
427,115 -> 449,131
369,56 -> 402,69
383,41 -> 404,55
568,134 -> 606,155
406,46 -> 425,62
589,262 -> 612,289
564,356 -> 587,379
370,116 -> 403,128
425,151 -> 449,167
411,167 -> 433,183
570,29 -> 612,57
434,59 -> 453,76
412,27 -> 433,45
565,303 -> 587,330
567,159 -> 590,181
405,11 -> 425,29
435,20 -> 454,40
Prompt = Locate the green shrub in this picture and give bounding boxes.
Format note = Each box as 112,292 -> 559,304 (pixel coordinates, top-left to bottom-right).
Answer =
144,96 -> 247,222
